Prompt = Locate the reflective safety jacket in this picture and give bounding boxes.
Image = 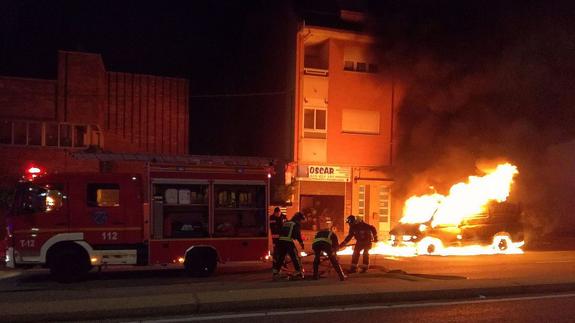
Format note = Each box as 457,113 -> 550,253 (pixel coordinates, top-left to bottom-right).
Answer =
312,229 -> 339,251
341,220 -> 378,245
279,221 -> 303,245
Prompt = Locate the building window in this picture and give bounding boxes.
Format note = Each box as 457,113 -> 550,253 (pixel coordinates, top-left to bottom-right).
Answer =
74,125 -> 87,147
87,183 -> 120,207
0,120 -> 11,144
45,123 -> 59,146
28,122 -> 42,146
342,109 -> 380,135
13,121 -> 27,145
344,61 -> 355,71
59,124 -> 72,147
358,185 -> 366,222
379,187 -> 390,223
303,107 -> 327,139
343,46 -> 379,74
0,120 -> 101,149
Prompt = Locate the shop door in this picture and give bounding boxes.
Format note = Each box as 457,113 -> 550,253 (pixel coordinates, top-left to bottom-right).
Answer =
299,195 -> 344,233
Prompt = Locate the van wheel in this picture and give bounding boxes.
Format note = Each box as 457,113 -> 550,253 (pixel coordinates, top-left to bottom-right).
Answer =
184,248 -> 217,277
493,233 -> 512,252
498,238 -> 508,251
48,247 -> 91,283
417,237 -> 443,255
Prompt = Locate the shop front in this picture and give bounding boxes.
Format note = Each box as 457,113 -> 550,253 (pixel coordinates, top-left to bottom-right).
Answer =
292,164 -> 393,240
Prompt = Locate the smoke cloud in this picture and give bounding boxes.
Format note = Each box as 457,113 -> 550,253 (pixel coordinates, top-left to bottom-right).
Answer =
367,0 -> 575,238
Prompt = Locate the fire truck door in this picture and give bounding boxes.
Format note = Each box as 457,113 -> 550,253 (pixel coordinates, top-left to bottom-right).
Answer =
16,182 -> 69,256
83,182 -> 129,244
34,183 -> 69,231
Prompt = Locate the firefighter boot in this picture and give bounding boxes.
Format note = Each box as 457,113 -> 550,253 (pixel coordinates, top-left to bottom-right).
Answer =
348,264 -> 358,274
312,271 -> 320,280
272,268 -> 281,281
291,271 -> 304,280
335,265 -> 347,281
359,264 -> 369,273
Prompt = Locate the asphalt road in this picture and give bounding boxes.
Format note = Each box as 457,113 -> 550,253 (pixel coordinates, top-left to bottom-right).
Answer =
125,293 -> 575,323
1,250 -> 574,292
1,250 -> 575,322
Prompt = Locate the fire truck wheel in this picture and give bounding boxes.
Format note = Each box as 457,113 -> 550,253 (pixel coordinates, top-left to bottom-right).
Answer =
48,245 -> 92,283
184,248 -> 218,277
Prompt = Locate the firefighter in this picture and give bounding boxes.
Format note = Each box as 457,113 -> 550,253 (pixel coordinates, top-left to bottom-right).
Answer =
339,215 -> 378,273
269,207 -> 287,267
312,225 -> 346,281
272,212 -> 305,280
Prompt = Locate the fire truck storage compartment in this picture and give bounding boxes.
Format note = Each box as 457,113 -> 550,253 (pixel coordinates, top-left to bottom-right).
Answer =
149,178 -> 268,264
152,180 -> 209,239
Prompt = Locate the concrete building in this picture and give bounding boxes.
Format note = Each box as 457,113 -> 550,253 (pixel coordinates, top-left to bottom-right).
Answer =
288,20 -> 404,238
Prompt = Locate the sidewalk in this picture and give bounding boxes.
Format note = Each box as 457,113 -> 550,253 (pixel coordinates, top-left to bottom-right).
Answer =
1,265 -> 575,322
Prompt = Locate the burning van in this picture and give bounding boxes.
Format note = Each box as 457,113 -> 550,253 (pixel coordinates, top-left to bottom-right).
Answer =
390,163 -> 524,255
390,201 -> 524,254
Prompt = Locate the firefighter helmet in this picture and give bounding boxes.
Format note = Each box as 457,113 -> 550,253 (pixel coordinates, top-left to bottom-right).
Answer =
345,215 -> 356,225
292,212 -> 306,223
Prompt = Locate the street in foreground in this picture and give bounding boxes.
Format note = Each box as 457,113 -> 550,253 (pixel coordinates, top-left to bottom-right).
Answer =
0,250 -> 574,322
122,292 -> 575,323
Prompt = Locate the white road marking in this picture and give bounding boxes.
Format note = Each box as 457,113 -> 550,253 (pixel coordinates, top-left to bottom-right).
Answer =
127,293 -> 575,323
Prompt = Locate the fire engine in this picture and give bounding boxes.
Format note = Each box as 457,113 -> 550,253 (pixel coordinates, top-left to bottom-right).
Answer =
4,157 -> 273,282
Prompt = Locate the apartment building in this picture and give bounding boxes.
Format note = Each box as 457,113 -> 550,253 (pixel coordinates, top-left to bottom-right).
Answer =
289,23 -> 403,238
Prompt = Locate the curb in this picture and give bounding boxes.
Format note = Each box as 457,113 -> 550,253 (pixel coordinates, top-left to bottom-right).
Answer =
4,282 -> 575,322
195,282 -> 575,313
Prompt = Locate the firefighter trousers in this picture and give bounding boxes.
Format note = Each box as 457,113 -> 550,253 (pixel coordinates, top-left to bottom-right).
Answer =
312,242 -> 345,280
273,240 -> 302,275
351,242 -> 372,270
271,238 -> 280,267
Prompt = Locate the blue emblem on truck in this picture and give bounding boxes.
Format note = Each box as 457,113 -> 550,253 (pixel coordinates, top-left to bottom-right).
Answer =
92,209 -> 109,225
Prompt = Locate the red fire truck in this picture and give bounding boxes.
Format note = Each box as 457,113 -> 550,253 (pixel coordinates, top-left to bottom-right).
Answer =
4,157 -> 273,282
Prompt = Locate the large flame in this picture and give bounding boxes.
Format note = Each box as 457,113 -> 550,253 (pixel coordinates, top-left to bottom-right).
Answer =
335,162 -> 523,257
400,163 -> 518,227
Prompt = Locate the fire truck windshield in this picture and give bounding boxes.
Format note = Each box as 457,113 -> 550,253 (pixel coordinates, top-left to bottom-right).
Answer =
12,182 -> 64,215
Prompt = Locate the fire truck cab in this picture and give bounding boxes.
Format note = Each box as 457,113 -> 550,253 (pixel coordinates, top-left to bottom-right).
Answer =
5,160 -> 271,282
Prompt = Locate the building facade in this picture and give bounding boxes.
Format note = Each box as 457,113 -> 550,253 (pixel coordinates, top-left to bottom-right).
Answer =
0,50 -> 189,185
289,24 -> 403,239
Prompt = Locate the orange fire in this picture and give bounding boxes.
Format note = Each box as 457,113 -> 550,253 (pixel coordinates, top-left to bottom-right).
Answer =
337,162 -> 524,257
337,235 -> 524,257
401,163 -> 518,226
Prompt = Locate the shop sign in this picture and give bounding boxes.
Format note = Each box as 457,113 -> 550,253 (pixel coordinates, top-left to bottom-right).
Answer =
307,165 -> 350,182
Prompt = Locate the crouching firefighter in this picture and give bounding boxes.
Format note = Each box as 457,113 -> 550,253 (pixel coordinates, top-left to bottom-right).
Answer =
339,215 -> 378,273
312,225 -> 346,281
272,212 -> 305,280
